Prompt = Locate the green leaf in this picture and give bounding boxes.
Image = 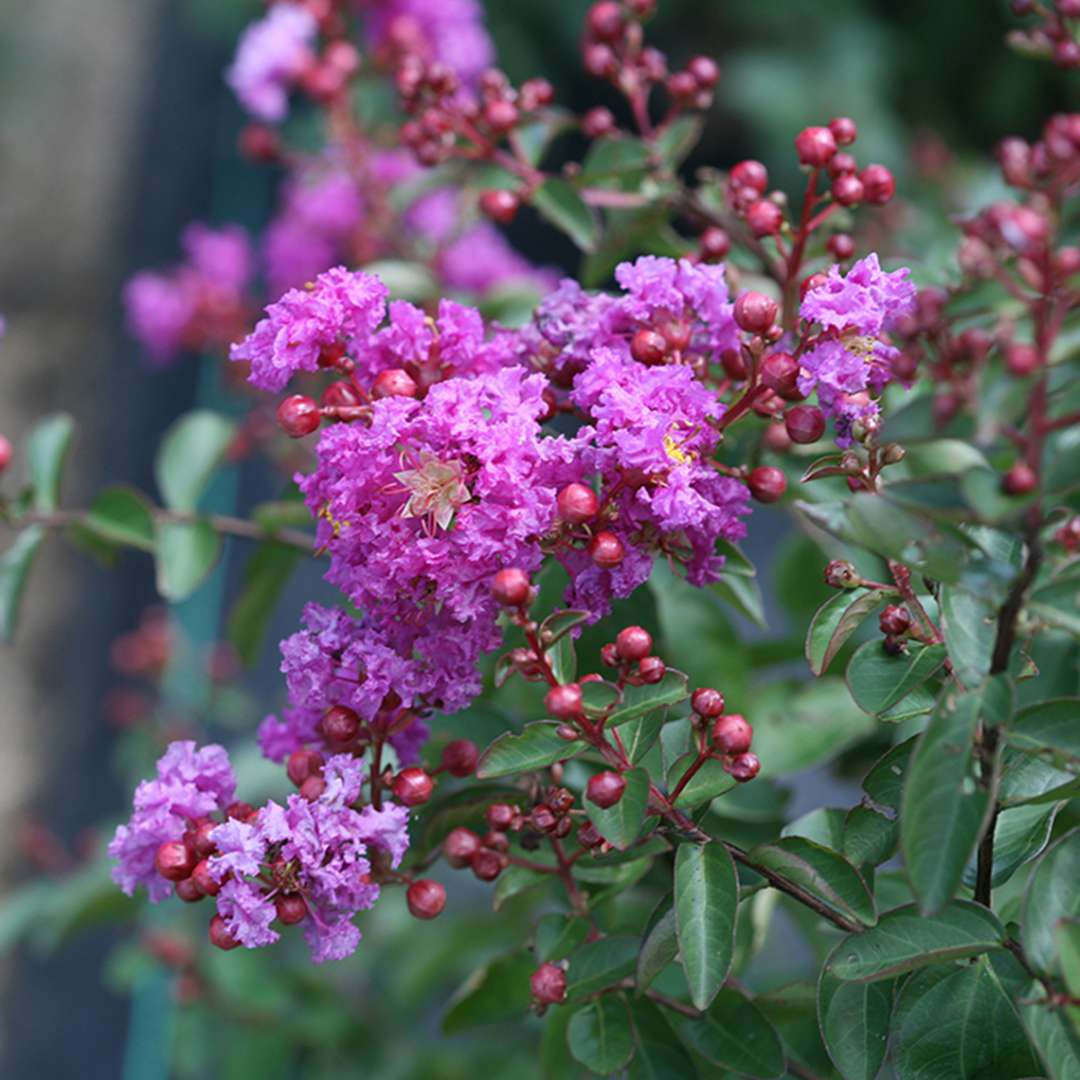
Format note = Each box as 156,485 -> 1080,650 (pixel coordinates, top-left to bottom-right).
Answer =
84,486 -> 155,551
749,837 -> 877,927
846,641 -> 947,717
442,951 -> 535,1033
636,902 -> 678,993
805,588 -> 888,676
580,678 -> 620,717
892,959 -> 1040,1080
655,115 -> 703,167
962,800 -> 1061,890
567,997 -> 635,1074
476,723 -> 582,780
608,669 -> 689,727
627,1000 -> 696,1080
539,609 -> 591,647
532,178 -> 598,252
27,413 -> 74,511
711,572 -> 767,629
535,914 -> 589,963
670,988 -> 785,1078
155,410 -> 236,512
844,805 -> 898,868
0,526 -> 44,642
818,946 -> 893,1080
359,259 -> 436,301
901,688 -> 993,914
674,843 -> 737,1011
580,136 -> 651,188
493,865 -> 549,911
862,736 -> 918,810
566,936 -> 638,997
666,753 -> 735,809
619,709 -> 666,763
546,633 -> 576,685
154,520 -> 221,602
1022,827 -> 1080,976
826,901 -> 1005,982
1019,984 -> 1080,1080
227,542 -> 300,666
1004,697 -> 1080,767
939,584 -> 996,688
585,768 -> 648,850
1029,573 -> 1080,636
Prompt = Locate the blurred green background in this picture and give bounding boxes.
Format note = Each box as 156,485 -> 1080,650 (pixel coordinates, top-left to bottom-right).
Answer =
0,1 -> 1075,1077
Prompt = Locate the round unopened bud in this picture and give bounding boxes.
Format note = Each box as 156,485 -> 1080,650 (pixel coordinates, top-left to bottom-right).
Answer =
586,770 -> 627,808
727,752 -> 760,782
471,848 -> 504,881
443,827 -> 481,868
824,559 -> 859,588
760,351 -> 800,398
795,126 -> 837,168
637,655 -> 665,684
785,405 -> 826,444
406,879 -> 447,919
882,634 -> 905,656
734,291 -> 779,334
393,767 -> 434,807
479,189 -> 520,224
486,803 -> 516,831
441,739 -> 479,777
175,877 -> 204,903
287,748 -> 324,788
699,226 -> 730,262
1002,462 -> 1038,495
587,1 -> 625,41
589,531 -> 625,569
600,642 -> 620,667
1005,343 -> 1040,377
691,687 -> 725,717
615,625 -> 652,661
372,368 -> 418,400
687,55 -> 721,88
323,704 -> 361,744
583,106 -> 616,138
530,804 -> 558,833
747,466 -> 787,503
492,567 -> 531,606
712,713 -> 753,754
730,160 -> 768,193
860,164 -> 895,205
557,482 -> 600,524
530,961 -> 567,1005
545,683 -> 583,719
829,116 -> 858,145
155,840 -> 195,882
831,173 -> 864,207
746,199 -> 783,237
828,233 -> 855,260
299,775 -> 326,801
190,821 -> 218,860
275,893 -> 308,925
321,381 -> 363,409
879,605 -> 912,636
277,395 -> 320,438
209,914 -> 239,951
583,43 -> 617,79
881,443 -> 906,465
484,99 -> 518,133
631,328 -> 669,365
191,859 -> 221,897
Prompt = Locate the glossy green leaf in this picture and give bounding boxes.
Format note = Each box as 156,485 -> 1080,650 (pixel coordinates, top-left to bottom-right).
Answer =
1022,827 -> 1080,976
636,902 -> 678,993
666,753 -> 735,809
827,901 -> 1005,982
535,914 -> 589,964
580,678 -> 620,717
674,843 -> 737,1011
901,689 -> 993,913
749,836 -> 877,927
84,486 -> 155,551
27,413 -> 74,511
492,864 -> 549,911
619,709 -> 666,763
627,1000 -> 696,1080
711,571 -> 767,629
655,115 -> 703,166
227,542 -> 300,665
806,588 -> 888,676
818,945 -> 893,1080
939,584 -> 996,688
892,959 -> 1039,1080
608,669 -> 689,727
546,633 -> 576,685
154,520 -> 221,602
1004,697 -> 1080,764
566,936 -> 638,997
567,997 -> 635,1074
846,641 -> 947,717
863,736 -> 918,810
844,804 -> 898,867
580,135 -> 651,188
442,951 -> 535,1033
476,723 -> 582,780
0,526 -> 44,642
961,800 -> 1060,890
532,178 -> 598,252
155,410 -> 236,512
670,988 -> 785,1078
585,768 -> 648,850
1020,985 -> 1080,1080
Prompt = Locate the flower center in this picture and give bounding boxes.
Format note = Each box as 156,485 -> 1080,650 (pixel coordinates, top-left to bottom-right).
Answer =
394,451 -> 470,531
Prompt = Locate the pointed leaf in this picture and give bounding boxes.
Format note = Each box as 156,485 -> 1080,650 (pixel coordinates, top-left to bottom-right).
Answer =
85,486 -> 155,551
477,722 -> 582,780
535,914 -> 589,963
666,753 -> 735,809
585,768 -> 648,850
0,526 -> 44,642
939,584 -> 996,688
1022,827 -> 1080,976
227,542 -> 300,665
442,952 -> 535,1033
619,709 -> 666,763
154,520 -> 221,601
670,988 -> 785,1078
806,589 -> 888,676
628,1000 -> 695,1080
636,902 -> 678,993
846,641 -> 947,717
608,669 -> 689,727
532,178 -> 598,252
567,997 -> 635,1074
827,901 -> 1005,982
566,936 -> 638,997
27,413 -> 74,511
674,842 -> 737,1011
818,946 -> 893,1080
155,410 -> 235,512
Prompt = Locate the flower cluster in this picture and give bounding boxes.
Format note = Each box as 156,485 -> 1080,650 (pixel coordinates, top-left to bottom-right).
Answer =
110,742 -> 410,963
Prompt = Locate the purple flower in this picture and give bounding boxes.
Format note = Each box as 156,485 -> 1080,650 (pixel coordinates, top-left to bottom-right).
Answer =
800,253 -> 916,337
108,741 -> 236,901
123,273 -> 196,366
231,266 -> 388,391
437,223 -> 560,297
226,3 -> 317,122
216,879 -> 280,948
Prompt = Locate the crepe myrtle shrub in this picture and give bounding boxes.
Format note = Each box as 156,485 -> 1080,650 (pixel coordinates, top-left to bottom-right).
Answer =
0,1 -> 1078,1077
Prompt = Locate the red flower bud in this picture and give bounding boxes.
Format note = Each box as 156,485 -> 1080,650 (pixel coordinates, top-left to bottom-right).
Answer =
879,605 -> 912,636
471,848 -> 504,881
828,116 -> 858,145
191,859 -> 221,897
785,405 -> 826,444
443,827 -> 481,868
860,164 -> 895,205
745,199 -> 783,237
530,961 -> 568,1005
441,739 -> 479,777
479,189 -> 521,224
586,770 -> 626,808
831,173 -> 864,207
406,879 -> 447,919
587,1 -> 625,41
209,914 -> 239,951
699,226 -> 730,262
712,713 -> 753,755
730,160 -> 768,193
734,291 -> 779,334
545,683 -> 583,719
155,841 -> 195,883
557,482 -> 600,524
492,567 -> 531,607
687,55 -> 721,88
795,125 -> 837,168
615,625 -> 652,661
1002,462 -> 1037,495
287,749 -> 324,788
322,704 -> 361,745
747,465 -> 787,504
726,751 -> 760,782
393,767 -> 434,807
583,106 -> 616,138
372,368 -> 418,400
760,351 -> 800,398
276,395 -> 320,438
589,530 -> 626,569
691,687 -> 725,717
275,893 -> 308,925
636,655 -> 665,684
631,328 -> 669,365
